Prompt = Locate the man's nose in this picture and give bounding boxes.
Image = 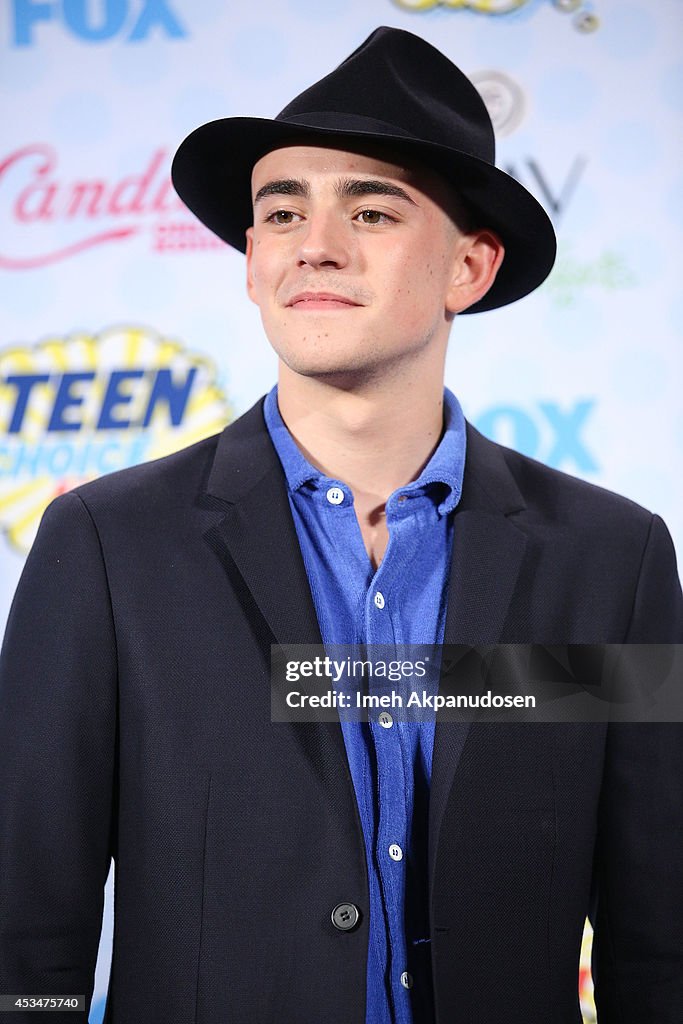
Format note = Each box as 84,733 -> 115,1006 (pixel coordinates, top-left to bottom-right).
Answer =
296,212 -> 349,270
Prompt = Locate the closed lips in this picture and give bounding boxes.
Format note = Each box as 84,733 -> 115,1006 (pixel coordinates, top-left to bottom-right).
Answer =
286,293 -> 361,307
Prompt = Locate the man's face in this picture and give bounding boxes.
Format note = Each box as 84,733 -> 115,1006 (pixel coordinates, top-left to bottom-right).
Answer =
245,143 -> 473,382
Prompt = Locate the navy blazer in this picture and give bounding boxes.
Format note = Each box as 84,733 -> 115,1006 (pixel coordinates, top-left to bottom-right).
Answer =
1,398 -> 682,1024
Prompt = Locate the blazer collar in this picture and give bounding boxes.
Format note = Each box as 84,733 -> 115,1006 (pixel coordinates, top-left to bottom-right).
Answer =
205,398 -> 526,512
206,395 -> 282,505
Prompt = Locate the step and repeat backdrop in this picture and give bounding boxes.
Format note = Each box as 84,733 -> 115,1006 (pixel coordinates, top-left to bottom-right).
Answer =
2,1 -> 682,1020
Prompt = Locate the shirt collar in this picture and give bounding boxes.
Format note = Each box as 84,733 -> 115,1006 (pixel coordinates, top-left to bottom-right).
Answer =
264,384 -> 466,516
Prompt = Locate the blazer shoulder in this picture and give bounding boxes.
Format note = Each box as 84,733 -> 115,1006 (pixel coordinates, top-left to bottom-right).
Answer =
466,423 -> 654,534
67,396 -> 271,518
70,431 -> 222,515
466,427 -> 683,638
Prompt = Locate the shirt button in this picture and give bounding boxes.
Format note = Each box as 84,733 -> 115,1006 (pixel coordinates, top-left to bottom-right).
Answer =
400,971 -> 413,989
374,591 -> 385,609
326,486 -> 345,506
397,495 -> 407,504
378,711 -> 393,729
331,902 -> 360,931
388,843 -> 403,862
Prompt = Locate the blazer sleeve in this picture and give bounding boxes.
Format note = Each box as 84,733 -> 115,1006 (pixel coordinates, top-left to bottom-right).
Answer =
591,513 -> 683,1022
0,491 -> 117,1021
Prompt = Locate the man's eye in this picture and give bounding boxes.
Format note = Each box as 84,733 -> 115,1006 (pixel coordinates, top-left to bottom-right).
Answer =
357,209 -> 392,225
268,210 -> 298,225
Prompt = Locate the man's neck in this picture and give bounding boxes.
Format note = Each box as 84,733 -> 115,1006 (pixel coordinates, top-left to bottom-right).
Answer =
275,365 -> 447,504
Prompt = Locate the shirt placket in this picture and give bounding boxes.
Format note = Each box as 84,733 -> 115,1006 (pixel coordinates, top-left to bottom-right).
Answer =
366,505 -> 424,1024
318,484 -> 393,1011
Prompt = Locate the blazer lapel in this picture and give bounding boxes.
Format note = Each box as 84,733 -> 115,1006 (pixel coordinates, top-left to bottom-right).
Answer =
429,424 -> 529,890
202,397 -> 356,803
204,397 -> 322,647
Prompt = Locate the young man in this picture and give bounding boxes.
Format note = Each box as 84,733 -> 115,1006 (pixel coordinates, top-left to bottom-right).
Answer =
1,26 -> 681,1024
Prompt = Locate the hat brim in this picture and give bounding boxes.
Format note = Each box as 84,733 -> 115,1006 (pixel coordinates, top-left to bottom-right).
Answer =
171,116 -> 556,314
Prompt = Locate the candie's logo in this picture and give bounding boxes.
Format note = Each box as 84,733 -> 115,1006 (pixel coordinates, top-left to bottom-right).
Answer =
0,145 -> 223,270
391,0 -> 600,32
0,326 -> 232,554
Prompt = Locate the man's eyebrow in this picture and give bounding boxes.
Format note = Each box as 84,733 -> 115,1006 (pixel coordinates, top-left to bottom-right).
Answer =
335,178 -> 418,205
252,177 -> 418,206
253,179 -> 310,204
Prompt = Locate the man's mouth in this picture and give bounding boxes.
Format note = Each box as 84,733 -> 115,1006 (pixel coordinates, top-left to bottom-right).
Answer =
286,292 -> 362,310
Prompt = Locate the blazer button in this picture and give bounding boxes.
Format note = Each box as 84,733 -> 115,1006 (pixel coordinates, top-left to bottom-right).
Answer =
331,902 -> 360,931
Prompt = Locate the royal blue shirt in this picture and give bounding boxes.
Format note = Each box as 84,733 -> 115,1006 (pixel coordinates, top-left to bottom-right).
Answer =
264,385 -> 466,1024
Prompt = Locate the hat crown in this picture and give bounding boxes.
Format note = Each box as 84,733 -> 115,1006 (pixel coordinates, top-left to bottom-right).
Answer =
276,26 -> 495,165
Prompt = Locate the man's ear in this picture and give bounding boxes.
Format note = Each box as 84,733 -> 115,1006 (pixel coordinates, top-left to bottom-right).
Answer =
245,227 -> 257,304
446,230 -> 505,314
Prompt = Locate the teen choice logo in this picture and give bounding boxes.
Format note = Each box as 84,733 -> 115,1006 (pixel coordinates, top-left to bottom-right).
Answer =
0,325 -> 232,554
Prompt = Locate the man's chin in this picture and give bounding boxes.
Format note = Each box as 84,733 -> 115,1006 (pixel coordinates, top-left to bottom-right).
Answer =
278,356 -> 386,387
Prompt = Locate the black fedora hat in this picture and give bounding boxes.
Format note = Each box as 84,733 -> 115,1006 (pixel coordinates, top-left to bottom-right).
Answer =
172,26 -> 556,314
